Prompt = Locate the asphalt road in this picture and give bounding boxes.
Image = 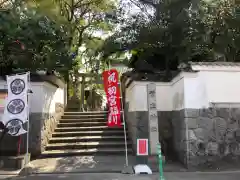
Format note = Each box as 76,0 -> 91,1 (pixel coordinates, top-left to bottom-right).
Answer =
4,172 -> 240,180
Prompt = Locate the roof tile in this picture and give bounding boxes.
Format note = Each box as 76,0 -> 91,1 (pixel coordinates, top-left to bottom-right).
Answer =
189,61 -> 240,67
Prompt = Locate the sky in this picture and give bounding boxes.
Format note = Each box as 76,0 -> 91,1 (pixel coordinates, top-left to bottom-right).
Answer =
121,0 -> 154,18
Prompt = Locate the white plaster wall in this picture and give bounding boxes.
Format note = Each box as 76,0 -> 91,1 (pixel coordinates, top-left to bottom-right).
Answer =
183,70 -> 240,109
126,82 -> 133,111
125,85 -> 130,103
29,82 -> 44,113
134,83 -> 148,111
125,69 -> 240,111
0,80 -> 45,113
125,74 -> 185,111
42,82 -> 65,114
156,83 -> 172,111
171,74 -> 185,111
127,82 -> 148,111
0,80 -> 65,114
200,71 -> 240,104
183,72 -> 209,109
126,78 -> 183,111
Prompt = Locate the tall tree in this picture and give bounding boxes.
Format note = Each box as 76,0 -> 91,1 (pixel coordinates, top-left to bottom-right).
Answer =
100,0 -> 240,75
0,4 -> 71,76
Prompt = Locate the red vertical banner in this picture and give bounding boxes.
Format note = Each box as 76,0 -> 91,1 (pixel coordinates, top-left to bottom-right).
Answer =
102,69 -> 122,127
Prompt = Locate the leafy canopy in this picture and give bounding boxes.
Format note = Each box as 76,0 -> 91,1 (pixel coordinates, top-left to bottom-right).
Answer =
99,0 -> 240,73
0,5 -> 72,76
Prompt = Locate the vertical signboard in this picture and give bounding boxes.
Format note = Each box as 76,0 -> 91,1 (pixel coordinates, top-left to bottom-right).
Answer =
1,73 -> 30,136
147,83 -> 159,154
102,69 -> 122,127
137,139 -> 148,156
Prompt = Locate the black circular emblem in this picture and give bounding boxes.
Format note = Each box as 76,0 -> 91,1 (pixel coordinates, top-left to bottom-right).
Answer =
10,79 -> 25,95
6,119 -> 23,136
7,99 -> 25,114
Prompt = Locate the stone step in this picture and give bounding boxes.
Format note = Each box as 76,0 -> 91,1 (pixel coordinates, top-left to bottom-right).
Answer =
62,114 -> 107,119
49,136 -> 127,143
57,122 -> 107,127
55,126 -> 125,132
65,108 -> 80,111
52,131 -> 127,137
41,148 -> 133,157
59,118 -> 106,123
64,111 -> 108,115
46,141 -> 131,150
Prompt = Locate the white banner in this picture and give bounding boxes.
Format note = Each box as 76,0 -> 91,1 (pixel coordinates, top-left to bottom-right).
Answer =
1,72 -> 30,136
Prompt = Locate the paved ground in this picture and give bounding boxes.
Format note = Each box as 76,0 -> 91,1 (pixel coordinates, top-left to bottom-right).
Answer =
4,172 -> 240,180
23,156 -> 137,173
0,170 -> 20,180
1,155 -> 240,180
19,156 -> 186,174
15,155 -> 240,174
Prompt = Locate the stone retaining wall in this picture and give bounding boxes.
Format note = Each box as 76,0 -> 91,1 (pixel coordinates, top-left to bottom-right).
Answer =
185,108 -> 240,168
171,110 -> 188,165
125,102 -> 149,164
0,103 -> 64,156
40,103 -> 64,153
125,104 -> 240,168
125,103 -> 149,154
29,103 -> 64,156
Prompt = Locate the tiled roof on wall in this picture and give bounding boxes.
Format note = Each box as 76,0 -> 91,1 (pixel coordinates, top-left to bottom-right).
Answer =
178,61 -> 240,72
189,61 -> 240,67
122,61 -> 240,87
122,70 -> 180,82
0,73 -> 65,88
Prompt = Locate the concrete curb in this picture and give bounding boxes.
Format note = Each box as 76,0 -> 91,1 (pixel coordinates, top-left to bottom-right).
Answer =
121,166 -> 134,174
16,165 -> 240,176
18,166 -> 35,176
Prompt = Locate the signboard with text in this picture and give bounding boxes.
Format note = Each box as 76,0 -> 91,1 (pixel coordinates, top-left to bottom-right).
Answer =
147,83 -> 159,154
102,69 -> 122,127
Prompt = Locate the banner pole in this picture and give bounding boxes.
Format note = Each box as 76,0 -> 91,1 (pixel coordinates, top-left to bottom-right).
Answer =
119,82 -> 128,167
17,135 -> 21,156
25,72 -> 30,165
107,61 -> 128,166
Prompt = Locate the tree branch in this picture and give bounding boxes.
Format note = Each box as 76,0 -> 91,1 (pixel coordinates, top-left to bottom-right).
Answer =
74,0 -> 102,9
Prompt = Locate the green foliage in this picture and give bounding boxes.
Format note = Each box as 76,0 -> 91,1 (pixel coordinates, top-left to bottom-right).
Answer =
0,0 -> 116,80
0,4 -> 72,77
99,0 -> 240,72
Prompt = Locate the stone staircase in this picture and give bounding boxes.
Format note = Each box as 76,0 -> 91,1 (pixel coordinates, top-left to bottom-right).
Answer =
42,111 -> 132,157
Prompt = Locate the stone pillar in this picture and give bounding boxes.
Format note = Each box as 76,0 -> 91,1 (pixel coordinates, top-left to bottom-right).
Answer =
147,83 -> 159,155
